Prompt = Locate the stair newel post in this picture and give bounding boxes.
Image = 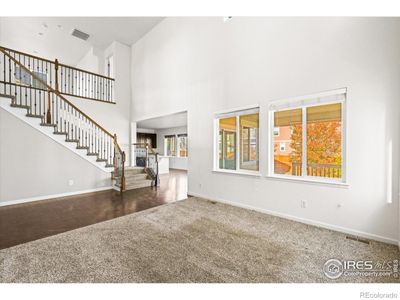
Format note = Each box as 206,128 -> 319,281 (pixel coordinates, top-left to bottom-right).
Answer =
46,91 -> 52,124
54,59 -> 59,92
121,151 -> 126,193
145,143 -> 149,169
113,134 -> 117,169
155,153 -> 160,187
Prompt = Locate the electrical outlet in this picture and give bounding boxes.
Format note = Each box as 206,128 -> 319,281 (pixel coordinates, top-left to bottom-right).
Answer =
301,200 -> 307,208
68,179 -> 74,186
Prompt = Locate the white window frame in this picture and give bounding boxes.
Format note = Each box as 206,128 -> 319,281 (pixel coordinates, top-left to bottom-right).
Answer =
214,106 -> 260,175
268,88 -> 347,184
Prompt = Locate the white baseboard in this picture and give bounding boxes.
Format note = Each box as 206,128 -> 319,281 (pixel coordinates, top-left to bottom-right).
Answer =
188,191 -> 399,246
0,187 -> 113,207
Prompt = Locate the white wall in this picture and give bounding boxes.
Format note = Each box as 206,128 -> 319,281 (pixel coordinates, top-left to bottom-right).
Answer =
71,41 -> 132,163
131,17 -> 400,243
0,108 -> 111,203
155,126 -> 188,170
76,47 -> 102,74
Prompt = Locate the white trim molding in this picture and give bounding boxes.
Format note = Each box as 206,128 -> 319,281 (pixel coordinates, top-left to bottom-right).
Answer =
0,187 -> 113,207
188,191 -> 399,246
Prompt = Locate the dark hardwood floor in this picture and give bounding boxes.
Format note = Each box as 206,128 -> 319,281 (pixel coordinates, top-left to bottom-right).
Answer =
0,169 -> 187,250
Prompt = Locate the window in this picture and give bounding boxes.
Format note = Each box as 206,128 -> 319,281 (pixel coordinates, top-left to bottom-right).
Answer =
15,67 -> 31,86
32,71 -> 47,89
270,89 -> 345,182
164,135 -> 176,156
15,67 -> 47,89
273,108 -> 302,176
216,108 -> 259,172
218,117 -> 236,170
240,113 -> 259,171
178,134 -> 188,157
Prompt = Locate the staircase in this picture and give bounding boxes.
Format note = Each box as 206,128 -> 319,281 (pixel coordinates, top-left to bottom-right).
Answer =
116,167 -> 153,190
0,46 -> 126,193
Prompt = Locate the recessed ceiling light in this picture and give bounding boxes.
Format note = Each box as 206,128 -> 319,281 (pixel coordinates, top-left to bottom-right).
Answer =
42,23 -> 48,29
223,16 -> 233,22
38,32 -> 44,36
33,51 -> 38,54
57,24 -> 62,29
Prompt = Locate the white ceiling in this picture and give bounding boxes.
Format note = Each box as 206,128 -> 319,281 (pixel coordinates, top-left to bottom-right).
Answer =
0,17 -> 164,66
137,111 -> 188,130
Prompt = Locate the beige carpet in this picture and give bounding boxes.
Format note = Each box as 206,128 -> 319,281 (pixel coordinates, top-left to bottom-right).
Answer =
0,197 -> 399,283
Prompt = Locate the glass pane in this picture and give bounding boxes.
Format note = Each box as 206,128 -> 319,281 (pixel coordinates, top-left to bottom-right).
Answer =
165,136 -> 176,156
240,113 -> 259,171
219,117 -> 236,170
273,109 -> 302,176
306,103 -> 342,179
179,136 -> 188,157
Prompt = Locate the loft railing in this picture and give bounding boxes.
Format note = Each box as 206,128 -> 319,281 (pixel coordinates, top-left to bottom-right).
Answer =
133,142 -> 160,186
0,47 -> 125,193
0,46 -> 115,104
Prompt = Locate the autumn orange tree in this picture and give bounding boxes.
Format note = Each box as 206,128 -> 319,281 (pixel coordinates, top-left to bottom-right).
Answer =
289,121 -> 341,165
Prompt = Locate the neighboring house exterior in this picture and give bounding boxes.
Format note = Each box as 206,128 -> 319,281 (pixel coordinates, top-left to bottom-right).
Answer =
273,126 -> 293,157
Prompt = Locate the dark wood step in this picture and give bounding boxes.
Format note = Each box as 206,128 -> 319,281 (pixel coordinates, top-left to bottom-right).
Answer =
40,123 -> 57,127
11,104 -> 30,109
105,164 -> 114,168
65,139 -> 79,143
96,158 -> 108,162
87,152 -> 99,156
53,131 -> 68,135
76,146 -> 89,150
26,113 -> 43,119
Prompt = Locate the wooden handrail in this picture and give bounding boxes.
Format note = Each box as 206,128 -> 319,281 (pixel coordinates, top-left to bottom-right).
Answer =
0,46 -> 54,64
0,81 -> 117,105
114,134 -> 123,153
1,48 -> 114,138
58,63 -> 115,81
0,46 -> 115,81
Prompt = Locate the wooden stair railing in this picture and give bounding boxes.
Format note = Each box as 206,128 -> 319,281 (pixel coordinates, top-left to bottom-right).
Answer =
133,142 -> 160,186
0,47 -> 125,194
0,46 -> 115,104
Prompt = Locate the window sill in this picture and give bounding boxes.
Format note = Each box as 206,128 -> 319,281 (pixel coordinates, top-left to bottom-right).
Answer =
212,169 -> 348,187
265,174 -> 349,187
212,169 -> 262,177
